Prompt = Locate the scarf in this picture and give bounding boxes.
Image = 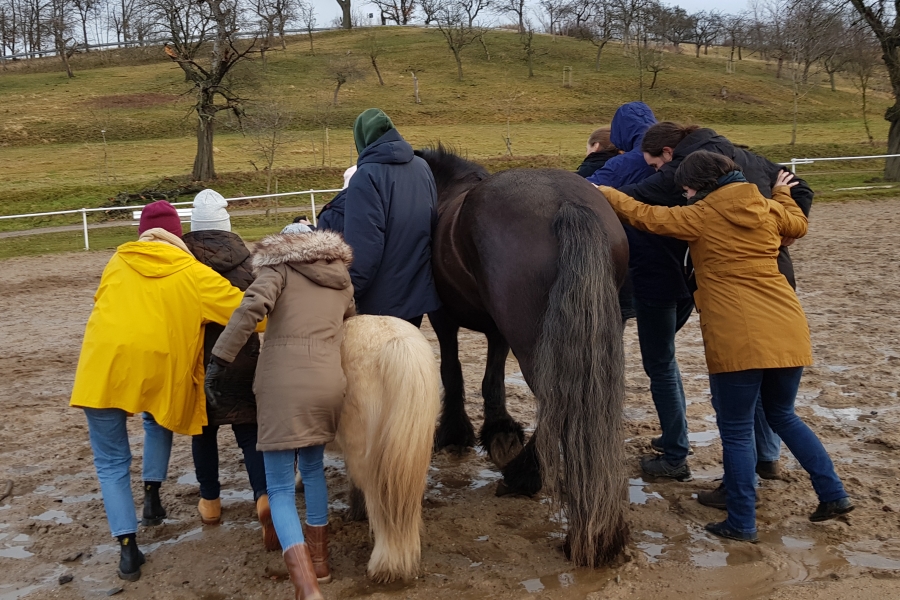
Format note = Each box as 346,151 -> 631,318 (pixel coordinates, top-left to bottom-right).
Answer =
688,170 -> 748,204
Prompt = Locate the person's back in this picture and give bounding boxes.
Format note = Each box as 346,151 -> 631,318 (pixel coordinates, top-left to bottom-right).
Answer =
344,109 -> 441,321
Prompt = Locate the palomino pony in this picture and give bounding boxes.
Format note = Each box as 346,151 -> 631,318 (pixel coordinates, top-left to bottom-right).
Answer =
336,315 -> 440,582
416,146 -> 630,567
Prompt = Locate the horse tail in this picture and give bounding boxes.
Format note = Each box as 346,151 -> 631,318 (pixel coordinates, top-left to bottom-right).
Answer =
532,201 -> 628,567
359,319 -> 441,582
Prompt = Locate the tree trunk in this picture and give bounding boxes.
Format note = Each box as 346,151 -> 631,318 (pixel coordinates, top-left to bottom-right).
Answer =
333,81 -> 343,105
372,56 -> 384,85
411,71 -> 420,103
886,117 -> 900,180
82,21 -> 89,52
59,48 -> 74,78
479,34 -> 490,61
454,51 -> 463,81
791,79 -> 799,146
192,114 -> 216,181
738,46 -> 742,60
694,44 -> 700,58
527,52 -> 533,78
595,44 -> 603,71
338,0 -> 352,29
862,83 -> 873,144
776,56 -> 783,79
829,71 -> 836,92
308,31 -> 314,54
650,70 -> 658,89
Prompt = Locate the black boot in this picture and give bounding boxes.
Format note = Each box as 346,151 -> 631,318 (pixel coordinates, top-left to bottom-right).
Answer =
117,534 -> 146,581
142,482 -> 166,526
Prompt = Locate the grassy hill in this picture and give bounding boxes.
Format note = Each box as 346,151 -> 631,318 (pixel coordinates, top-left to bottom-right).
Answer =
0,26 -> 896,253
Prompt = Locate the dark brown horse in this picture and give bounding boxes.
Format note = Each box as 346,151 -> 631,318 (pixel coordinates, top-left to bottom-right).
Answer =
416,146 -> 630,566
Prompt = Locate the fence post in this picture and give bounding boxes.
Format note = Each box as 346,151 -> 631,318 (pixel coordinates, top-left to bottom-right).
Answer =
82,208 -> 90,250
791,158 -> 798,174
310,192 -> 317,227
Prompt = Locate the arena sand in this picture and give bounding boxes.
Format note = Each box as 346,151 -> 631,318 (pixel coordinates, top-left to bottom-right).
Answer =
1,198 -> 898,599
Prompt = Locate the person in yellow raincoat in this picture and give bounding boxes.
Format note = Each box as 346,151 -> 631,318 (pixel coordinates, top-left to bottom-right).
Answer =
598,151 -> 852,544
69,201 -> 252,582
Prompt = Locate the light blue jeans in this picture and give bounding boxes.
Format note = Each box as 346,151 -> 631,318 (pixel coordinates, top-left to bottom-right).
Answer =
83,409 -> 173,537
263,445 -> 328,551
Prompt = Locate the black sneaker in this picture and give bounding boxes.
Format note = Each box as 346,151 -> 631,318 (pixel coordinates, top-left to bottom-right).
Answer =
117,535 -> 146,581
705,521 -> 758,543
650,436 -> 694,456
809,497 -> 854,522
141,482 -> 167,526
640,455 -> 693,482
756,460 -> 781,480
697,483 -> 761,510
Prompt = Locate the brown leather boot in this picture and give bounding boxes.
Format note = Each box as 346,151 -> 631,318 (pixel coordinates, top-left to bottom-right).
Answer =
283,544 -> 323,600
255,495 -> 281,552
197,498 -> 221,525
305,524 -> 332,583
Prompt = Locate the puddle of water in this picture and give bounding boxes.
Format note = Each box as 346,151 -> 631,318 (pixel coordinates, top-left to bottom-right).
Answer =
470,469 -> 501,490
220,489 -> 254,504
323,453 -> 345,471
688,430 -> 719,446
11,535 -> 28,543
144,527 -> 204,554
843,551 -> 900,570
0,546 -> 34,559
782,536 -> 814,550
469,561 -> 482,568
826,365 -> 852,373
62,493 -> 102,504
0,584 -> 42,600
558,573 -> 575,587
811,405 -> 863,421
520,578 -> 544,593
32,485 -> 56,495
629,478 -> 664,505
638,541 -> 666,563
176,472 -> 198,485
31,510 -> 72,524
691,549 -> 728,568
507,372 -> 528,387
475,535 -> 489,542
330,498 -> 349,511
643,530 -> 664,539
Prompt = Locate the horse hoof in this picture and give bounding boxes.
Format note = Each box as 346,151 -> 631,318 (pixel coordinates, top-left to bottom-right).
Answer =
488,433 -> 524,469
495,480 -> 532,498
436,445 -> 472,457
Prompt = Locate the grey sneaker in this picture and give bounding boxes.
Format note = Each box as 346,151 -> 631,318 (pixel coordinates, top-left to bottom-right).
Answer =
650,436 -> 694,456
640,455 -> 693,482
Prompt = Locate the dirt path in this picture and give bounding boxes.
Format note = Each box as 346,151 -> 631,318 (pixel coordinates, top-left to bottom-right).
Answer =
1,199 -> 899,599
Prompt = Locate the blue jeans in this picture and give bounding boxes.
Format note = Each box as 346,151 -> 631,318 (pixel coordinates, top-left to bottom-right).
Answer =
192,424 -> 267,501
84,409 -> 173,537
710,367 -> 847,533
633,297 -> 694,464
263,445 -> 329,551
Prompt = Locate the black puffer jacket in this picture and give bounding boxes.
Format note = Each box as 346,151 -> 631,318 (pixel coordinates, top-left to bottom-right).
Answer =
182,230 -> 259,426
619,128 -> 814,296
576,149 -> 619,178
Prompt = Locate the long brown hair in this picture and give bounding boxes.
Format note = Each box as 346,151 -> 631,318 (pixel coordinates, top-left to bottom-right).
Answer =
587,127 -> 616,151
641,122 -> 701,156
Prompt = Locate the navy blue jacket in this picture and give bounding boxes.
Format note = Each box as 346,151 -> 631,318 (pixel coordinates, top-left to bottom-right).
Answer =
341,129 -> 442,319
316,189 -> 346,234
586,102 -> 657,187
620,128 -> 814,298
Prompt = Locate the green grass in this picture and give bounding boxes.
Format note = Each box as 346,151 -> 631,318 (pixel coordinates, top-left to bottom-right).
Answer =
0,27 -> 897,258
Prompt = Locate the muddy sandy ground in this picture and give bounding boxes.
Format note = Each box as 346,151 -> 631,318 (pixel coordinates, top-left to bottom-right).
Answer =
1,199 -> 899,600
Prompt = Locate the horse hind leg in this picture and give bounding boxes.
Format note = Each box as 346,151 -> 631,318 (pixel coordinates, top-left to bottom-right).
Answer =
496,431 -> 542,497
429,308 -> 476,452
346,483 -> 367,522
478,329 -> 525,469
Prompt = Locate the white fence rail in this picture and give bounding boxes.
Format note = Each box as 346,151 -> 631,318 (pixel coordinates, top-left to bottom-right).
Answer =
0,188 -> 341,251
781,153 -> 900,174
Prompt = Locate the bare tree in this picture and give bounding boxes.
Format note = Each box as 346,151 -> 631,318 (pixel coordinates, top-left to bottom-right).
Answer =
460,0 -> 490,26
651,4 -> 692,50
334,0 -> 350,29
521,21 -> 535,77
722,12 -> 746,62
537,0 -> 572,39
689,10 -> 720,58
435,1 -> 480,81
645,41 -> 665,88
161,0 -> 256,181
71,0 -> 97,49
366,27 -> 384,85
298,0 -> 315,54
845,24 -> 880,144
496,0 -> 526,33
327,56 -> 362,105
371,0 -> 415,24
408,65 -> 422,103
48,0 -> 76,77
580,0 -> 616,71
420,0 -> 439,24
244,101 -> 292,193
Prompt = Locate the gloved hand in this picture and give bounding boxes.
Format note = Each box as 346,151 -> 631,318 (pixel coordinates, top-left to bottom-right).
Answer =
204,357 -> 230,409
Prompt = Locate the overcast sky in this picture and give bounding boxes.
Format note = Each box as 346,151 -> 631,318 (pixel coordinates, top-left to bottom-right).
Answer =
306,0 -> 750,27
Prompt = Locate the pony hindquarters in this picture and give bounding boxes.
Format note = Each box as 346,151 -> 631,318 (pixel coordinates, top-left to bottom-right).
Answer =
337,315 -> 440,583
533,202 -> 629,567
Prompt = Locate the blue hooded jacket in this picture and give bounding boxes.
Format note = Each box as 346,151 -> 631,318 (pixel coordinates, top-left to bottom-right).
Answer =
586,102 -> 657,187
316,189 -> 346,234
341,128 -> 442,319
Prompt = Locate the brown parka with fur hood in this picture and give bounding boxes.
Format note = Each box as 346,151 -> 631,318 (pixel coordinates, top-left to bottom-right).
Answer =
212,230 -> 356,452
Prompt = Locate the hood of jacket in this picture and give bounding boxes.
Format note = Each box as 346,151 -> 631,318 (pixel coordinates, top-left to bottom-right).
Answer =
703,182 -> 769,230
182,230 -> 250,274
673,128 -> 732,160
610,102 -> 657,152
252,230 -> 353,290
117,229 -> 194,278
357,128 -> 414,166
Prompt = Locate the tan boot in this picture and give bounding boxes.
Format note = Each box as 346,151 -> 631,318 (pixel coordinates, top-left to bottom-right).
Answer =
256,494 -> 281,552
283,544 -> 324,600
198,498 -> 221,525
305,524 -> 332,583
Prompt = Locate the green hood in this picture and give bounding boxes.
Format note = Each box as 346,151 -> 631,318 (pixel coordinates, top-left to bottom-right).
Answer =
353,108 -> 395,154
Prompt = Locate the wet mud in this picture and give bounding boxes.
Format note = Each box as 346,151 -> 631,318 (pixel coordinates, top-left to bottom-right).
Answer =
1,199 -> 899,599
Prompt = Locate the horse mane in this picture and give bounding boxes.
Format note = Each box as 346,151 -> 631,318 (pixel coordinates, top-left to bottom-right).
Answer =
415,143 -> 489,196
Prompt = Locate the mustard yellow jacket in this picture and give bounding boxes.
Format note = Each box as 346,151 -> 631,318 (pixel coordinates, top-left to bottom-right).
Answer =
70,239 -> 248,435
599,182 -> 812,374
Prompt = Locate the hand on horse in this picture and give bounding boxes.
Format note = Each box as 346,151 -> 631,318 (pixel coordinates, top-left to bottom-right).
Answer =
204,356 -> 230,409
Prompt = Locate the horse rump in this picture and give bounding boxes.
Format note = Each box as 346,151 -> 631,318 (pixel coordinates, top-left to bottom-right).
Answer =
337,315 -> 441,583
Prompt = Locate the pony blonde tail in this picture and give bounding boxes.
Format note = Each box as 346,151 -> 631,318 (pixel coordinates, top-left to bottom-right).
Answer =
339,316 -> 440,583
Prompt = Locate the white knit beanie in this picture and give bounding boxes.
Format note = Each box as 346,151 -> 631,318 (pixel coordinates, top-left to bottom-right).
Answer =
342,165 -> 358,189
191,189 -> 231,232
281,223 -> 313,235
